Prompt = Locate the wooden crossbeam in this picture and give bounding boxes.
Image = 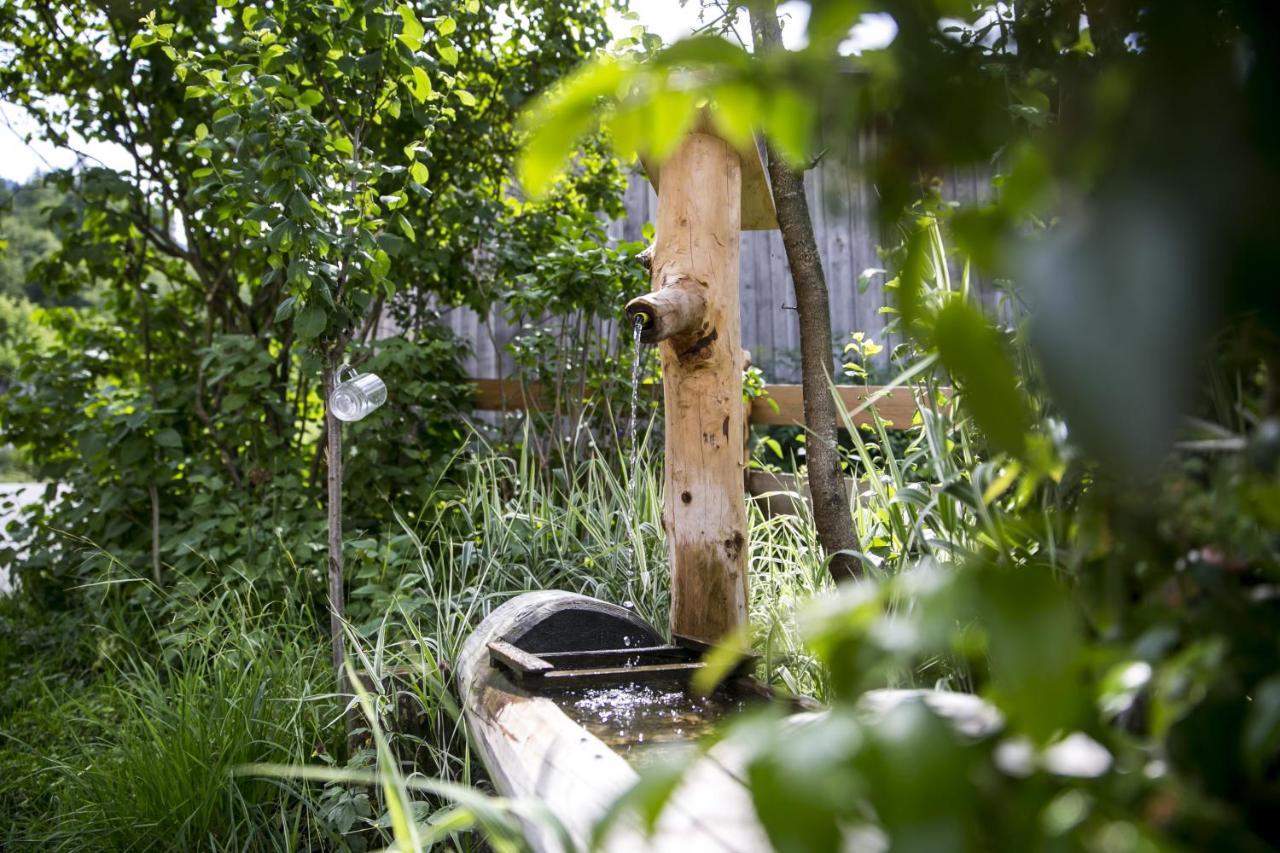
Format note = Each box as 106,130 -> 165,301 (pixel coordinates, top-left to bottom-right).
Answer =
486,641 -> 554,678
471,378 -> 949,430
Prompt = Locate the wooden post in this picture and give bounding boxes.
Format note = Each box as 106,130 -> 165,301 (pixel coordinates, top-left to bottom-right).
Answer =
626,132 -> 748,644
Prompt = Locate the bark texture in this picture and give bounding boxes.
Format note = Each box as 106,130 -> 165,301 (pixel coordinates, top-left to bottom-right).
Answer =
750,4 -> 862,582
322,361 -> 349,696
648,131 -> 750,644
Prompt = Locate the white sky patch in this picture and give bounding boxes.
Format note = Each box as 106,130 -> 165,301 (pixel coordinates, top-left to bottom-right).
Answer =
939,2 -> 1010,50
840,13 -> 898,55
1,102 -> 134,184
606,1 -> 893,54
606,0 -> 810,50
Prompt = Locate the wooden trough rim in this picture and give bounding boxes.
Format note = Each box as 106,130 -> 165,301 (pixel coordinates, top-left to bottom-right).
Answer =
456,590 -> 789,852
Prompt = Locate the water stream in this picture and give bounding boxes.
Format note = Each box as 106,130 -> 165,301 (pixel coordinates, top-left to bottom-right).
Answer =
628,314 -> 646,475
550,684 -> 747,769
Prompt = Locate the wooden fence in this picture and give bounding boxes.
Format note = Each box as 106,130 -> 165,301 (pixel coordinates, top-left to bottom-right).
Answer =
437,129 -> 1000,383
471,378 -> 949,431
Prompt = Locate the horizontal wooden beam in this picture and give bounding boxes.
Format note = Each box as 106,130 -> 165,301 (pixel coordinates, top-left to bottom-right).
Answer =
487,640 -> 554,679
471,378 -> 948,430
748,383 -> 946,428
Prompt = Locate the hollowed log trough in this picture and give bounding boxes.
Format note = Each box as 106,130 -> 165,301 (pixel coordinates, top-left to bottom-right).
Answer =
457,590 -> 790,852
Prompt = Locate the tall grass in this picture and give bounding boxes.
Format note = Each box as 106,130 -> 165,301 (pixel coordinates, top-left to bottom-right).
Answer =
6,586 -> 339,852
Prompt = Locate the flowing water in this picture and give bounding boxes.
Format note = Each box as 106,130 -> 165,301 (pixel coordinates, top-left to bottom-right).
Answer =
550,684 -> 748,769
628,314 -> 646,474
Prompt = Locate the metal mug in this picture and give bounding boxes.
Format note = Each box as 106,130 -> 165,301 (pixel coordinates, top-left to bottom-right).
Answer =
329,365 -> 387,422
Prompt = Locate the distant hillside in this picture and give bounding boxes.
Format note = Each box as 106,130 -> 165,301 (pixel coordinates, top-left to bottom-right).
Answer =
0,178 -> 61,304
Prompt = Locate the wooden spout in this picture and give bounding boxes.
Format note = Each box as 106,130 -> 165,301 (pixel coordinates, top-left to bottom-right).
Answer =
625,274 -> 707,345
648,131 -> 749,645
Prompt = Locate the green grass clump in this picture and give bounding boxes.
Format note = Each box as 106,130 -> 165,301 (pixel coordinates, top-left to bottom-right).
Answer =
2,587 -> 340,852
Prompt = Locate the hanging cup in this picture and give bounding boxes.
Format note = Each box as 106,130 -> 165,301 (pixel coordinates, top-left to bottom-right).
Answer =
329,365 -> 387,422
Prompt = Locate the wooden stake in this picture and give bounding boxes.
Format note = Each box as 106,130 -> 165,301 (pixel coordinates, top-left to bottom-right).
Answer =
628,132 -> 748,644
322,359 -> 357,752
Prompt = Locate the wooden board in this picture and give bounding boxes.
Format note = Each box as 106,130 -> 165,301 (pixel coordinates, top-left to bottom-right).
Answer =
487,640 -> 554,678
746,470 -> 858,518
638,108 -> 778,231
749,384 -> 950,428
470,378 -> 950,431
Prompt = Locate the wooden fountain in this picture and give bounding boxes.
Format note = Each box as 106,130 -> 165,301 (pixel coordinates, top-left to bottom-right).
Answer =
456,114 -> 786,851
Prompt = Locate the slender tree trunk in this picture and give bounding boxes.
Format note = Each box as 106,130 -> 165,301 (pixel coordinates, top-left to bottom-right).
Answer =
149,483 -> 161,585
322,359 -> 350,709
750,4 -> 862,582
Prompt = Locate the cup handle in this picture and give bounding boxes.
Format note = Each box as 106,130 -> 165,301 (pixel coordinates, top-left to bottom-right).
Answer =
337,364 -> 358,384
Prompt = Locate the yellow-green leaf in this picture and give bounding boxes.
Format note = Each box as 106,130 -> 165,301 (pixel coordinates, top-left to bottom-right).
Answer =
764,86 -> 815,166
435,16 -> 456,36
410,65 -> 433,103
437,41 -> 458,66
517,55 -> 629,195
708,82 -> 760,150
395,213 -> 416,242
396,4 -> 424,51
410,161 -> 429,184
454,88 -> 476,107
982,461 -> 1021,505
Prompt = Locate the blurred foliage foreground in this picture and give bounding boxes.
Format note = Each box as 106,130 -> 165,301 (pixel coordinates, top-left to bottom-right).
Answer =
2,0 -> 1280,851
523,0 -> 1280,850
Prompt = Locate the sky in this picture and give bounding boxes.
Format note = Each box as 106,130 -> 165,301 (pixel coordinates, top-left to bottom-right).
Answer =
0,1 -> 896,184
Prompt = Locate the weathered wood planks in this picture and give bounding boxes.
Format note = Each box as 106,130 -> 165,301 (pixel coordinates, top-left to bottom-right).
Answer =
470,377 -> 950,430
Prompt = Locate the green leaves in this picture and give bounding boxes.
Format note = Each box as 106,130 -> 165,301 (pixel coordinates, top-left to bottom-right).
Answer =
761,87 -> 815,166
154,428 -> 183,448
409,65 -> 433,103
932,301 -> 1031,458
370,248 -> 391,279
959,561 -> 1085,742
516,30 -> 827,196
294,304 -> 326,339
518,54 -> 629,194
394,213 -> 416,243
273,296 -> 297,323
396,5 -> 425,51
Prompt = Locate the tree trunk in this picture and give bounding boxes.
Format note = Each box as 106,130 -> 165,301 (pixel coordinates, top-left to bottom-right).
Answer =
749,4 -> 862,582
322,360 -> 350,716
149,482 -> 161,585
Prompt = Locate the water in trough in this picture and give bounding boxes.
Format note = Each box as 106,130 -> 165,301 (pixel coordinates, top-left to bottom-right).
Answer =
550,683 -> 748,769
628,313 -> 646,475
